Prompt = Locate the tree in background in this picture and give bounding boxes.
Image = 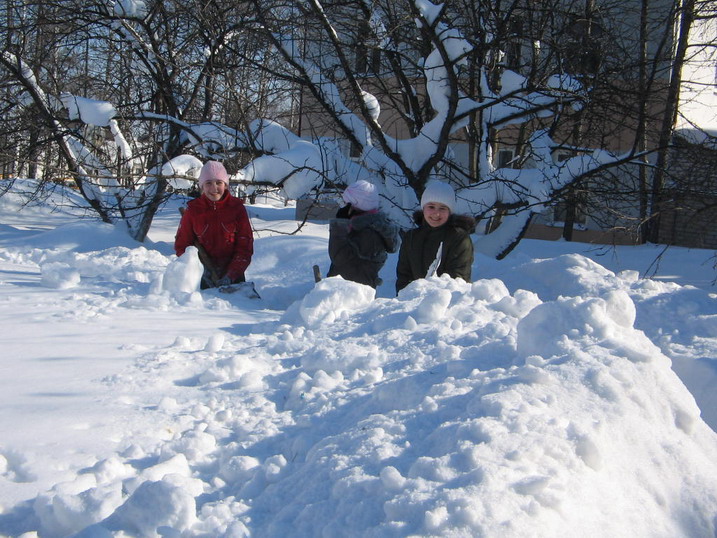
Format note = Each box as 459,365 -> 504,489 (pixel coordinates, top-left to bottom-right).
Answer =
0,0 -> 291,240
244,0 -> 678,257
0,0 -> 713,258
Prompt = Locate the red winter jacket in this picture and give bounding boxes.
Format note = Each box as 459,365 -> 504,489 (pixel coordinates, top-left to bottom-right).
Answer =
174,192 -> 253,280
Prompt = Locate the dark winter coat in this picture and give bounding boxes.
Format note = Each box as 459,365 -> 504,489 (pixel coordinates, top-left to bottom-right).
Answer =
327,208 -> 400,288
395,211 -> 475,294
174,192 -> 253,282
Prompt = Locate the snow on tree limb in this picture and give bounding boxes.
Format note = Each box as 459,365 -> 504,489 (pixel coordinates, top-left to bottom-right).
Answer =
0,0 -> 646,257
60,93 -> 134,165
241,140 -> 325,200
275,36 -> 369,149
113,0 -> 147,19
0,53 -> 108,205
241,0 -> 616,252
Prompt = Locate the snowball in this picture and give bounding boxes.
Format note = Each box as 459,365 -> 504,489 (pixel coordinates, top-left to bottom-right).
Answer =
380,466 -> 406,490
136,454 -> 192,486
101,479 -> 197,534
492,289 -> 541,318
414,288 -> 452,324
363,368 -> 384,384
238,371 -> 266,391
162,430 -> 217,463
35,484 -> 124,537
158,397 -> 179,412
162,246 -> 203,295
425,505 -> 449,530
288,277 -> 375,329
602,290 -> 636,328
312,369 -> 344,390
41,262 -> 81,289
87,457 -> 135,484
219,455 -> 261,483
204,333 -> 225,352
470,279 -> 510,303
263,455 -> 287,483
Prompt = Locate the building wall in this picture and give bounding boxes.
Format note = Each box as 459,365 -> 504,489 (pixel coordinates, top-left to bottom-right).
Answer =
677,15 -> 717,133
524,222 -> 639,245
657,137 -> 717,249
658,195 -> 717,249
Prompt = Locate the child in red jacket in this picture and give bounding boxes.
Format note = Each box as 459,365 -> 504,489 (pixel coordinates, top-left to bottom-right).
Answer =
175,161 -> 253,289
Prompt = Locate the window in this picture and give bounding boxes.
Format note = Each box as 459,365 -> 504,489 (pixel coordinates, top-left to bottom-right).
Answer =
339,138 -> 362,160
505,16 -> 524,70
553,200 -> 587,224
355,21 -> 381,74
496,148 -> 515,168
554,151 -> 575,163
552,151 -> 587,224
563,14 -> 604,75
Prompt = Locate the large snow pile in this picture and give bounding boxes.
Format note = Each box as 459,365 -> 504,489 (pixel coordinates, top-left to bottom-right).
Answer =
0,184 -> 716,536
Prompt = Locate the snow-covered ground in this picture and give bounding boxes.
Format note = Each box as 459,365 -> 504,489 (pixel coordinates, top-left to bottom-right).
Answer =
0,181 -> 716,537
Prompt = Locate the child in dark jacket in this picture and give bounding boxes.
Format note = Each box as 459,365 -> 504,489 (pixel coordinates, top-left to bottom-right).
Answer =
396,180 -> 475,294
327,180 -> 399,288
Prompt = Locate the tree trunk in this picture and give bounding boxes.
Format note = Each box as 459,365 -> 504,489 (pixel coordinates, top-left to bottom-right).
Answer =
645,0 -> 694,244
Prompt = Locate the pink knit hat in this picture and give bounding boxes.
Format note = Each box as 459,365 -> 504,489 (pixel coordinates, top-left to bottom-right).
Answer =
342,180 -> 379,211
198,161 -> 230,187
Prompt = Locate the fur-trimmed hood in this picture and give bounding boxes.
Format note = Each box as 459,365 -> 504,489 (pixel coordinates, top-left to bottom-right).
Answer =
350,211 -> 400,244
411,210 -> 476,234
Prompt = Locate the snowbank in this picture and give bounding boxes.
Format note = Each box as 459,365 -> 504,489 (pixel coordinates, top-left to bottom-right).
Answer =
0,188 -> 716,537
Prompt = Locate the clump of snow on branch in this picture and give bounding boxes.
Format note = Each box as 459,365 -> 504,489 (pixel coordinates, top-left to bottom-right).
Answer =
113,0 -> 147,19
415,0 -> 444,26
247,119 -> 300,153
161,155 -> 203,191
179,121 -> 251,157
362,91 -> 381,123
240,135 -> 325,200
60,94 -> 116,127
238,120 -> 373,201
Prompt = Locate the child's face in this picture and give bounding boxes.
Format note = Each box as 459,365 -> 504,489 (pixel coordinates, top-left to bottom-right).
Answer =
423,202 -> 450,227
202,179 -> 226,202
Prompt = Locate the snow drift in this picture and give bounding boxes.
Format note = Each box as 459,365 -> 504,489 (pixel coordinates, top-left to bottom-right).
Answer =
0,188 -> 716,537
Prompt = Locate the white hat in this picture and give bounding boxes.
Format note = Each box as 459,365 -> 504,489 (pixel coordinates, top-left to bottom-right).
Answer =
420,180 -> 455,213
198,161 -> 230,187
342,180 -> 379,211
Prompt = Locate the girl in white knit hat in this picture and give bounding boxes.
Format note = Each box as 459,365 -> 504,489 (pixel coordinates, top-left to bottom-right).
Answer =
396,180 -> 475,294
327,180 -> 399,288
